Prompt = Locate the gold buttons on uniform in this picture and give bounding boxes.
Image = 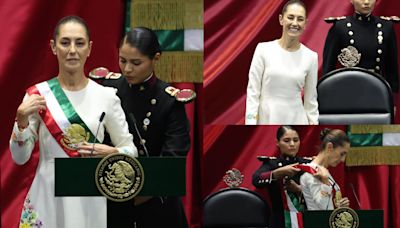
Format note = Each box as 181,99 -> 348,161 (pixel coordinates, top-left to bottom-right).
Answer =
151,99 -> 157,105
348,31 -> 353,36
350,39 -> 355,44
146,112 -> 151,117
377,49 -> 382,54
376,57 -> 381,62
378,31 -> 383,36
347,22 -> 352,27
376,66 -> 380,71
141,139 -> 146,145
139,150 -> 145,155
378,35 -> 383,44
377,23 -> 382,28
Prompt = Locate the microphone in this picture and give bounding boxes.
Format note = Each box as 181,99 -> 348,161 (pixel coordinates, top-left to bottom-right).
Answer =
128,113 -> 149,157
349,182 -> 362,209
91,112 -> 106,157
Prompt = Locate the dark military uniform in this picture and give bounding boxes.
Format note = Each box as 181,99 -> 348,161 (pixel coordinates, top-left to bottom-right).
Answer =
253,155 -> 311,228
103,75 -> 190,228
323,13 -> 399,92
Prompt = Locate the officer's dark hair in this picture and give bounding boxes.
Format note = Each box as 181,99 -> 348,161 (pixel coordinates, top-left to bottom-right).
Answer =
120,27 -> 162,59
53,15 -> 90,40
320,128 -> 349,150
282,0 -> 307,17
276,125 -> 299,141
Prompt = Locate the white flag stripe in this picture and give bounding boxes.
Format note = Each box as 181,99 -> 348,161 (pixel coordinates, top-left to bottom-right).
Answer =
290,211 -> 299,228
184,29 -> 204,51
36,82 -> 71,132
383,133 -> 400,146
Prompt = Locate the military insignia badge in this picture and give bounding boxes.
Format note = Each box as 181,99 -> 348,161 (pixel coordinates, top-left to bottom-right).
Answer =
95,153 -> 144,202
89,67 -> 121,80
61,124 -> 90,150
338,46 -> 361,67
329,207 -> 359,228
165,86 -> 196,103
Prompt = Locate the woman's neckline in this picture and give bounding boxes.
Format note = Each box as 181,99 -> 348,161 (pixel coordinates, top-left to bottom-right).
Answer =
276,39 -> 302,52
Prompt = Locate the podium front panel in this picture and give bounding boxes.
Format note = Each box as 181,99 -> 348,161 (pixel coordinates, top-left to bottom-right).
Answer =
55,157 -> 186,197
302,210 -> 383,228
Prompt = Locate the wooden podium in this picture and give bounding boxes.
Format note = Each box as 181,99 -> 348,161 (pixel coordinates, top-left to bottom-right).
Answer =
302,209 -> 383,228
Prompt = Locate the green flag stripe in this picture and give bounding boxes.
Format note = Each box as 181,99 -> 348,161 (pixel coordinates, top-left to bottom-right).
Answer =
348,132 -> 382,147
155,30 -> 184,51
47,78 -> 99,143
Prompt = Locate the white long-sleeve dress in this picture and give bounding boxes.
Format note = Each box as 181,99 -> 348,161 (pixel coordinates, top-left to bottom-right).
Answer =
245,40 -> 319,125
10,79 -> 137,228
300,162 -> 340,210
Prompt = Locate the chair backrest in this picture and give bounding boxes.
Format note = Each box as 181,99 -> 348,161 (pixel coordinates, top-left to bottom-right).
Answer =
317,67 -> 394,124
203,187 -> 270,228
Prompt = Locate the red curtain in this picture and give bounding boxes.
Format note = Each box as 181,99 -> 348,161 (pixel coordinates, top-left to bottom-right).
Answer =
204,0 -> 400,124
203,125 -> 399,228
0,1 -> 202,227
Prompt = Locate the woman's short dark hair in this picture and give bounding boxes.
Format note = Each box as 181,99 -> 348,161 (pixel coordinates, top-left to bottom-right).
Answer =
276,125 -> 299,141
320,128 -> 349,149
120,27 -> 162,59
282,0 -> 307,17
53,15 -> 90,40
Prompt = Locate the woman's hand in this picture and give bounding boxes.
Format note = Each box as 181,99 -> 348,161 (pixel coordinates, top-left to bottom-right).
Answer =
313,166 -> 330,185
285,179 -> 302,194
16,94 -> 46,129
272,163 -> 301,180
77,142 -> 118,157
336,197 -> 350,208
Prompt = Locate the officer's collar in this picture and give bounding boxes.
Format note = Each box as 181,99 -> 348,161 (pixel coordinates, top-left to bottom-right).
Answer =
129,73 -> 157,91
279,155 -> 298,164
354,12 -> 372,22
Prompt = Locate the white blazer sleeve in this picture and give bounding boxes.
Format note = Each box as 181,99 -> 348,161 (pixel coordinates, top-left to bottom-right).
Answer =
303,52 -> 319,124
104,90 -> 138,157
9,93 -> 40,165
300,172 -> 333,210
245,43 -> 265,124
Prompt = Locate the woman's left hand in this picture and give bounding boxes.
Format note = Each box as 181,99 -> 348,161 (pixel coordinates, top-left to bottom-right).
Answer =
77,142 -> 118,157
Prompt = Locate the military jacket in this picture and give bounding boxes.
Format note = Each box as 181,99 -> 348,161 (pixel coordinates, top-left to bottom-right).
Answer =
103,75 -> 190,157
323,13 -> 399,92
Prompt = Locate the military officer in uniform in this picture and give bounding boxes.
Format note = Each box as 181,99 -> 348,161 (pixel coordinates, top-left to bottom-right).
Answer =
252,126 -> 311,228
95,27 -> 195,228
322,0 -> 399,93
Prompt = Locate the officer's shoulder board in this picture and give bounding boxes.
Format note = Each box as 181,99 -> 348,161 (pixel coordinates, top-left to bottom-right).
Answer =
380,16 -> 400,23
257,156 -> 277,162
165,86 -> 196,103
324,16 -> 346,23
89,67 -> 121,80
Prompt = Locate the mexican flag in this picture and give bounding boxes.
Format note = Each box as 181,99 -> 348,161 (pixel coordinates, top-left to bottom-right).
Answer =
127,0 -> 203,83
347,125 -> 400,166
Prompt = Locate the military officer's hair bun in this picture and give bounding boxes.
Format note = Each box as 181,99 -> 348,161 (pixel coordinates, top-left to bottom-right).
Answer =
121,27 -> 162,59
320,128 -> 349,150
276,125 -> 298,141
282,0 -> 307,17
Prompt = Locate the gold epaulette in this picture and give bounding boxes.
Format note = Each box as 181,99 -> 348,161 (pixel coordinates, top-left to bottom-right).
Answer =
257,156 -> 277,161
380,16 -> 400,23
324,16 -> 346,23
89,67 -> 121,80
165,86 -> 196,103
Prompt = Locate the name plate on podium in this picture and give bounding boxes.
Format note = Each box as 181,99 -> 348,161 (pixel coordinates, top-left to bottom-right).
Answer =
55,157 -> 186,197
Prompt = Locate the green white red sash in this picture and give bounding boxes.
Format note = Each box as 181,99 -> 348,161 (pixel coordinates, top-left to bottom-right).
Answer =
27,77 -> 99,157
281,164 -> 317,228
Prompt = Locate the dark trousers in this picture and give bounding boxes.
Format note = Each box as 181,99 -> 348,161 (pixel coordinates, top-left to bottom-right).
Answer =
107,197 -> 188,228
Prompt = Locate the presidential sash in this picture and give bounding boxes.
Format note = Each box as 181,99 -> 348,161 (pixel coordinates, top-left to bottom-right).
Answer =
27,78 -> 99,157
281,164 -> 318,228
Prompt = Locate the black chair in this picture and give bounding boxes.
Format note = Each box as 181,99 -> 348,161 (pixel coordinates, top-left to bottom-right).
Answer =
317,67 -> 394,124
203,187 -> 270,228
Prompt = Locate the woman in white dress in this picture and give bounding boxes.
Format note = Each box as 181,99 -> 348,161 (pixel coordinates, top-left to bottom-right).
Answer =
9,16 -> 137,228
245,0 -> 319,125
300,129 -> 350,210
